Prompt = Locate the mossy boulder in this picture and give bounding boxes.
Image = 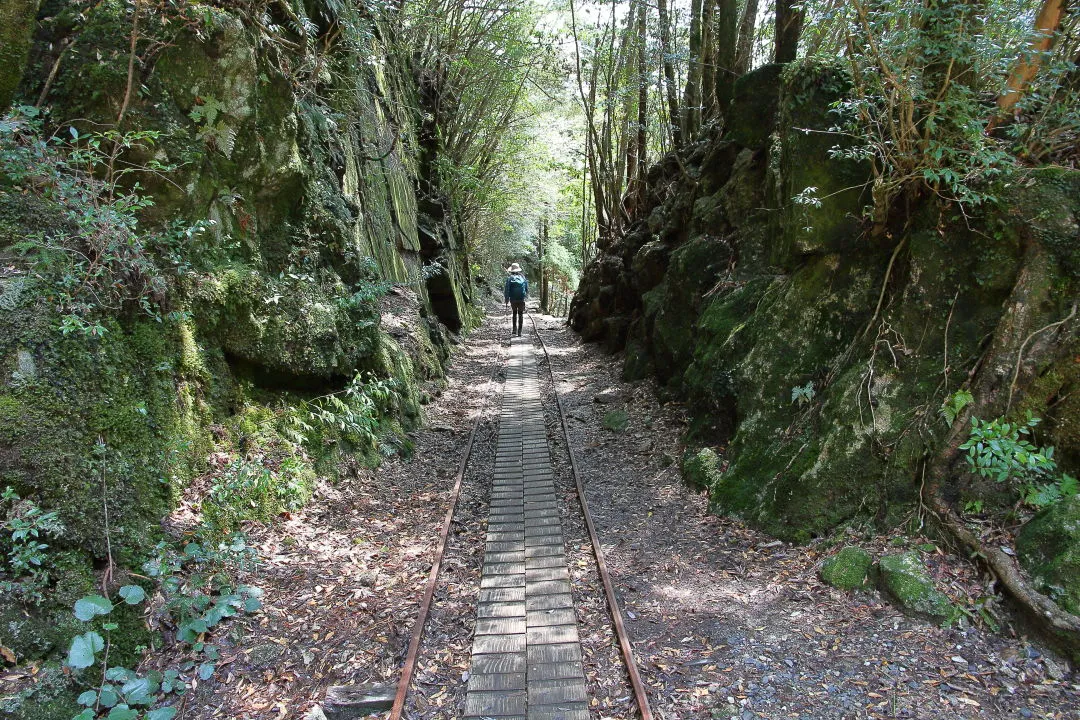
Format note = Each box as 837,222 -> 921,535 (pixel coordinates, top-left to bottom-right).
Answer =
725,64 -> 783,149
0,298 -> 213,556
681,447 -> 722,490
878,552 -> 961,625
776,59 -> 869,260
1016,495 -> 1080,616
0,662 -> 78,720
820,546 -> 873,590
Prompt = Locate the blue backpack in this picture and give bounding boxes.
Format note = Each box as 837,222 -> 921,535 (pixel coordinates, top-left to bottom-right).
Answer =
506,274 -> 527,302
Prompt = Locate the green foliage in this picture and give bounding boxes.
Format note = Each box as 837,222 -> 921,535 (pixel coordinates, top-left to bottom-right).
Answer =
285,372 -> 401,453
790,381 -> 816,406
960,413 -> 1054,483
201,457 -> 312,537
1,487 -> 65,605
959,412 -> 1076,509
602,409 -> 629,433
940,389 -> 973,425
188,96 -> 236,157
66,535 -> 260,720
0,106 -> 198,335
814,0 -> 1079,223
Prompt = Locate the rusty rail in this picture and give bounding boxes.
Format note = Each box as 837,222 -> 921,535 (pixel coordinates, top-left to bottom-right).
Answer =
388,336 -> 505,720
529,311 -> 655,720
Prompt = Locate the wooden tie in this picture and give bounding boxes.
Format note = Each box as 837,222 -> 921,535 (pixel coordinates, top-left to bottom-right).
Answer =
463,337 -> 590,720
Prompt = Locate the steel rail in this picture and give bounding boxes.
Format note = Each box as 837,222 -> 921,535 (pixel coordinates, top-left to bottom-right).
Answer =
527,311 -> 655,720
388,332 -> 506,720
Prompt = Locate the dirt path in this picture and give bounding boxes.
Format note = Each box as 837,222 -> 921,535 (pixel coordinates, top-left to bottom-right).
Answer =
164,307 -> 1076,720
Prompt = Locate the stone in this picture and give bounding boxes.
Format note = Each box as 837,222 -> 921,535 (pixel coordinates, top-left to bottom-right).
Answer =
248,642 -> 285,669
820,546 -> 873,590
724,64 -> 783,149
1016,494 -> 1080,616
681,447 -> 722,490
323,684 -> 396,718
877,553 -> 960,625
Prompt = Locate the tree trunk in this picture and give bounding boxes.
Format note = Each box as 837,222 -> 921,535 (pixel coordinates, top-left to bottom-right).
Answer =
734,0 -> 758,75
700,0 -> 717,121
991,0 -> 1065,126
715,0 -> 738,114
539,217 -> 550,312
923,239 -> 1080,654
681,0 -> 703,139
657,0 -> 683,149
633,0 -> 648,202
0,0 -> 39,111
775,0 -> 805,63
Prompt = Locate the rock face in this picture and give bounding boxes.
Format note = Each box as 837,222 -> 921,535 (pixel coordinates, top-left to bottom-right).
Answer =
1017,495 -> 1080,616
0,0 -> 471,659
569,60 -> 1080,544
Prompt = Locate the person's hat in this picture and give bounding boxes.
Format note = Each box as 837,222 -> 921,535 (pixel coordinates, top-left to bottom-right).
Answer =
508,263 -> 522,273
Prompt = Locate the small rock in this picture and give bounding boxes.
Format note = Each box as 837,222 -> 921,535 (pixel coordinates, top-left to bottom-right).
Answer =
324,683 -> 397,719
248,642 -> 285,669
1043,656 -> 1066,680
820,546 -> 873,590
594,387 -> 626,404
877,552 -> 961,625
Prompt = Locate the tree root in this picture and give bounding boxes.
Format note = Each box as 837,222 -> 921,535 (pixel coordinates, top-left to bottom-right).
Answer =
920,238 -> 1080,657
924,489 -> 1080,648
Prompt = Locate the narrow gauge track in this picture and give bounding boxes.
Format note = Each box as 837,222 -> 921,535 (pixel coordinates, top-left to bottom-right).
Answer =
388,308 -> 652,720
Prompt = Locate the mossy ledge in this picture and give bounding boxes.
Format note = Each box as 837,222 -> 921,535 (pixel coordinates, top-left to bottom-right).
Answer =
0,0 -> 473,703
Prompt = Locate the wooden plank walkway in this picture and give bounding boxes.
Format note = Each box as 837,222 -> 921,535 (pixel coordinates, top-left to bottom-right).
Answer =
463,337 -> 590,720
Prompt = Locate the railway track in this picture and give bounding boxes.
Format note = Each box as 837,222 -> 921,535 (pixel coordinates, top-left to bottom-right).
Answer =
388,309 -> 652,720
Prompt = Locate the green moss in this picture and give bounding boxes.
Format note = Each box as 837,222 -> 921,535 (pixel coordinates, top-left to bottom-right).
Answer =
776,59 -> 868,261
680,447 -> 720,490
1016,495 -> 1080,616
0,662 -> 78,720
878,552 -> 961,625
725,64 -> 783,149
820,546 -> 873,590
602,409 -> 629,433
0,0 -> 37,109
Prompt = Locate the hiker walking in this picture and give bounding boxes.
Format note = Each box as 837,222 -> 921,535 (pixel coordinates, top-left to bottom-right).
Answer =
504,262 -> 528,337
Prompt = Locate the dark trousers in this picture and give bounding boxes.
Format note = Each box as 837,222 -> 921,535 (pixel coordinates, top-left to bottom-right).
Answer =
510,301 -> 525,335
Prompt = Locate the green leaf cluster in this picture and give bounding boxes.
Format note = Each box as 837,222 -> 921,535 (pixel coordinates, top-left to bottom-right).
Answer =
958,412 -> 1077,509
0,486 -> 65,605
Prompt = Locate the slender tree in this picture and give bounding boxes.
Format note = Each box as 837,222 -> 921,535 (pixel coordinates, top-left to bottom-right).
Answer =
700,0 -> 718,120
775,0 -> 805,63
992,0 -> 1065,125
657,0 -> 683,148
681,0 -> 704,138
734,0 -> 758,75
715,0 -> 739,113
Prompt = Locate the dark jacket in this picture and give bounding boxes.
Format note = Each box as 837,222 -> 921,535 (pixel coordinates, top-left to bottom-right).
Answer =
504,273 -> 528,303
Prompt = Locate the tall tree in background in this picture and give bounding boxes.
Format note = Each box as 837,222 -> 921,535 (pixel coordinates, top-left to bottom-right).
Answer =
657,0 -> 683,148
700,0 -> 718,121
775,0 -> 805,63
626,0 -> 649,205
681,0 -> 704,138
734,0 -> 758,75
715,0 -> 739,114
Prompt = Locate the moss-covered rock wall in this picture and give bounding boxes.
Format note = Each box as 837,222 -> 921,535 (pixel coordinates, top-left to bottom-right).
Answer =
0,0 -> 472,673
571,60 -> 1079,544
